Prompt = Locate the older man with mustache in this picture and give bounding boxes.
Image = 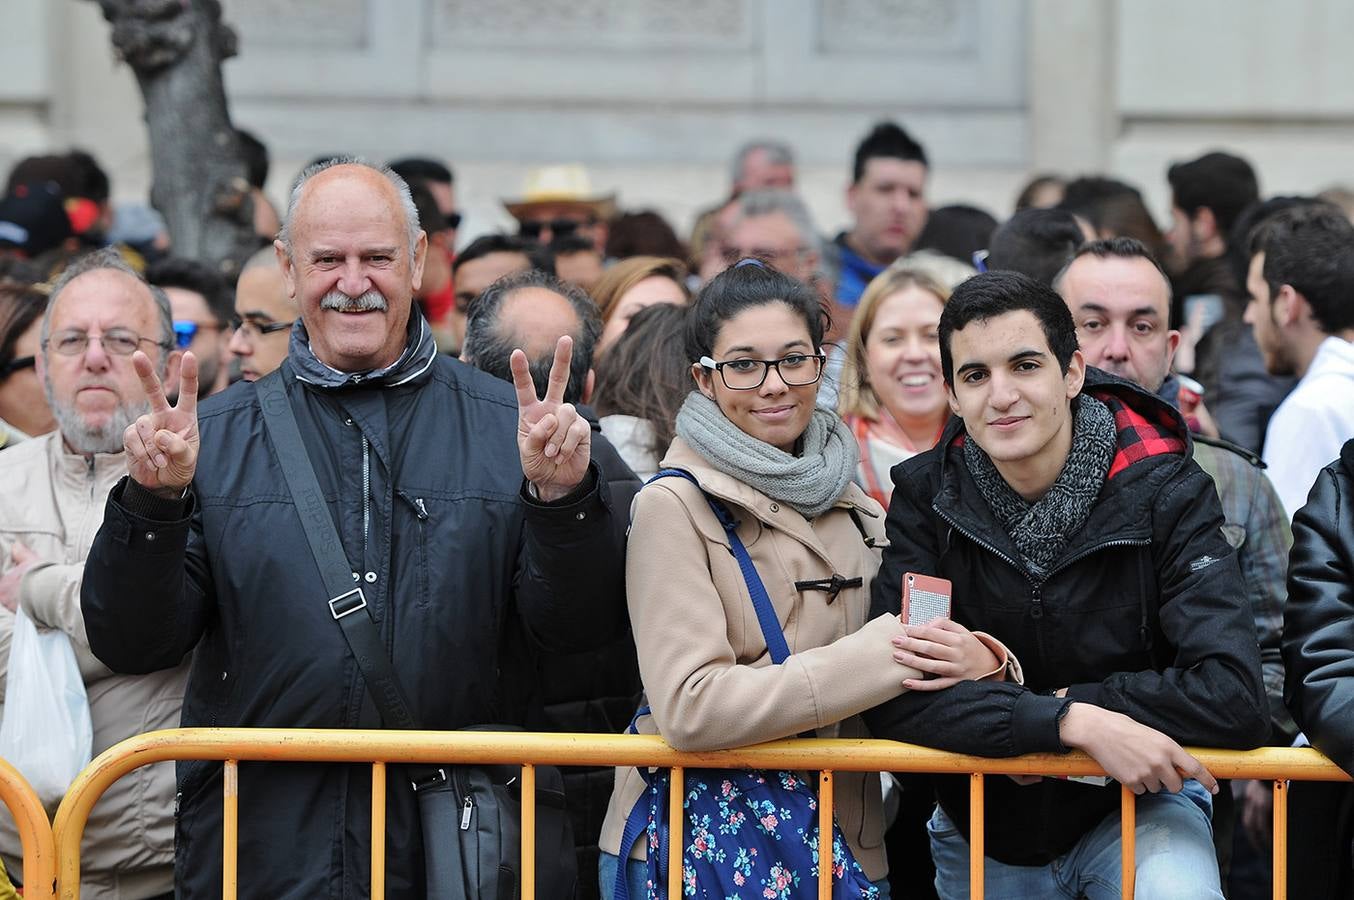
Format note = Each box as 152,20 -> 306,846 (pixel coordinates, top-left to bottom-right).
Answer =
0,248 -> 188,900
80,158 -> 630,899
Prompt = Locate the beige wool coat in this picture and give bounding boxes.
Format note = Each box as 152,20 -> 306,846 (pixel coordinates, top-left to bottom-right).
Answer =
600,437 -> 931,881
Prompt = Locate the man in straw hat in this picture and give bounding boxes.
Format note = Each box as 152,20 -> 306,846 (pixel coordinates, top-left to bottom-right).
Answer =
504,164 -> 617,252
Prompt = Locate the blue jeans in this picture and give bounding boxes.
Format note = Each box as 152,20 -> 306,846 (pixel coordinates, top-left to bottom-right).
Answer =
598,852 -> 893,899
928,780 -> 1223,899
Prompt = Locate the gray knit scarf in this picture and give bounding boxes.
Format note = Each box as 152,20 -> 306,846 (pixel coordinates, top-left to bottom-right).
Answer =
962,395 -> 1117,578
674,391 -> 859,519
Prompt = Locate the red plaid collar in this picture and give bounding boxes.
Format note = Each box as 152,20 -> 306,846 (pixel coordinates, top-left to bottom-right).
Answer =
1094,389 -> 1186,479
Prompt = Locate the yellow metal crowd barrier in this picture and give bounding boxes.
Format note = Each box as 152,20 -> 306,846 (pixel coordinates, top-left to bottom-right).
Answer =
0,757 -> 56,899
35,728 -> 1352,900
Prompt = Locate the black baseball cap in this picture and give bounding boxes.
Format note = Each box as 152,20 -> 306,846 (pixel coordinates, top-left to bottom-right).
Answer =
0,181 -> 73,257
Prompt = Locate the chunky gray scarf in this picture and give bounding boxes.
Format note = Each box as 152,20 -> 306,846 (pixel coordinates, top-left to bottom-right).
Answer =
962,395 -> 1117,578
674,391 -> 860,519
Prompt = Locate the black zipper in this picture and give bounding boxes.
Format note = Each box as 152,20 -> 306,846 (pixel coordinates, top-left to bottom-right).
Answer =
1045,537 -> 1151,579
931,504 -> 1034,585
933,504 -> 1151,662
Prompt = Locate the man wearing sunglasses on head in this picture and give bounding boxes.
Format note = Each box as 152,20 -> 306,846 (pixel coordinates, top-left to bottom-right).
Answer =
227,246 -> 297,382
147,257 -> 235,399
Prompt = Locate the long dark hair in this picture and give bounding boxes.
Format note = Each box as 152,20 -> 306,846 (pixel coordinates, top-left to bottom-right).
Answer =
592,302 -> 691,460
0,266 -> 47,372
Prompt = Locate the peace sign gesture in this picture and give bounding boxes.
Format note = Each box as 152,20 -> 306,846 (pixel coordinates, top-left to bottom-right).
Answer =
513,335 -> 591,502
124,350 -> 200,497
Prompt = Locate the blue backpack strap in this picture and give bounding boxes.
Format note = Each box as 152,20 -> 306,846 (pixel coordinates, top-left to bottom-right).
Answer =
646,469 -> 791,664
617,472 -> 798,899
616,704 -> 660,900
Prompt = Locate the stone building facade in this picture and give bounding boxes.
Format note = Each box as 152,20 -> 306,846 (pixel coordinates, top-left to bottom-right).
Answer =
2,0 -> 1352,244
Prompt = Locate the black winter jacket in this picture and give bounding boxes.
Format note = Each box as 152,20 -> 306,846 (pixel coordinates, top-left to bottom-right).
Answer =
80,355 -> 629,899
864,370 -> 1268,866
1283,439 -> 1354,774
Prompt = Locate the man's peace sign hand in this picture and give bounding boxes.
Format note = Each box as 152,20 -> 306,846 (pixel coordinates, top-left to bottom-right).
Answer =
124,350 -> 200,497
513,336 -> 591,502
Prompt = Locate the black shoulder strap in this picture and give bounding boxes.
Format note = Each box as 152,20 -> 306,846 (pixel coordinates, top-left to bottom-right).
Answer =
256,370 -> 421,732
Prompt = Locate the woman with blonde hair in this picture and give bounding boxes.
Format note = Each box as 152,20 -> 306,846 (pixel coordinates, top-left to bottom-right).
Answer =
590,255 -> 691,356
839,266 -> 953,506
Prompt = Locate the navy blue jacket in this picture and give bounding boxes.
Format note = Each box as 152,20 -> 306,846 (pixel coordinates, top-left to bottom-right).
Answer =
81,354 -> 628,898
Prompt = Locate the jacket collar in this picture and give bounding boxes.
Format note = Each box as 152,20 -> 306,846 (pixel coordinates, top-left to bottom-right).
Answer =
43,430 -> 126,492
288,311 -> 438,391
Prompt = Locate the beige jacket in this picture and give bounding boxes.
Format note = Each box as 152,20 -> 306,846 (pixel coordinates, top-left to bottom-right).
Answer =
601,438 -> 930,881
0,433 -> 187,899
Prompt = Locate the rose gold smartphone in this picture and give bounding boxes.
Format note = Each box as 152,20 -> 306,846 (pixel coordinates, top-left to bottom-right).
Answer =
901,573 -> 952,626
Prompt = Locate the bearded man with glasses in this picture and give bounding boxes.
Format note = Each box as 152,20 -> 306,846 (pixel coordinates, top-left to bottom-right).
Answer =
0,247 -> 187,900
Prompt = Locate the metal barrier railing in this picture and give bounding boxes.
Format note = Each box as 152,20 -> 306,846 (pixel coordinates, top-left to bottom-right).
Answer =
48,728 -> 1352,900
0,756 -> 57,899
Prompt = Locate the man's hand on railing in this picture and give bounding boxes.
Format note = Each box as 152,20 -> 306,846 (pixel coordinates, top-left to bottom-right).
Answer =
1057,703 -> 1219,796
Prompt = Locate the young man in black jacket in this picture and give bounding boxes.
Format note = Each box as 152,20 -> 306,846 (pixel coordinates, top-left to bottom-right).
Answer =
865,271 -> 1268,898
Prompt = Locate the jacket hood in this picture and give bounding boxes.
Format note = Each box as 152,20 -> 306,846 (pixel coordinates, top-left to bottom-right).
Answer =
938,365 -> 1188,482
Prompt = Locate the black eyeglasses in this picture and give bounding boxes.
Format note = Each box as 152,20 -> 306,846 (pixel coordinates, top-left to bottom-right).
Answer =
43,329 -> 170,357
0,355 -> 34,379
233,317 -> 294,339
518,218 -> 584,240
699,353 -> 826,390
173,320 -> 228,349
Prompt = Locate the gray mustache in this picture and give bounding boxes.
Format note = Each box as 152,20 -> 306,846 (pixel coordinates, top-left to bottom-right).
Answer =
319,289 -> 387,312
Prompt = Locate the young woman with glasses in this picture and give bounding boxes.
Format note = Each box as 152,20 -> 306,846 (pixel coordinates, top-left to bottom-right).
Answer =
597,260 -> 1017,898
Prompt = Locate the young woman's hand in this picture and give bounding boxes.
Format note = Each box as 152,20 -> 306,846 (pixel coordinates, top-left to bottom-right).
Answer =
892,618 -> 1000,691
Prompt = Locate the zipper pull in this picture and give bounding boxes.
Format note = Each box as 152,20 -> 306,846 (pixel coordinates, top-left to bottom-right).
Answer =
397,491 -> 430,521
460,796 -> 474,830
1030,587 -> 1044,619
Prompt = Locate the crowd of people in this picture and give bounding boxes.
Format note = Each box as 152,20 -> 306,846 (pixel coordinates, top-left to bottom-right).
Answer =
0,119 -> 1352,900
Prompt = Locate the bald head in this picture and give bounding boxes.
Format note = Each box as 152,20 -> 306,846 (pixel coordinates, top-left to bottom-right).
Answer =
462,269 -> 600,404
279,158 -> 421,263
501,288 -> 580,360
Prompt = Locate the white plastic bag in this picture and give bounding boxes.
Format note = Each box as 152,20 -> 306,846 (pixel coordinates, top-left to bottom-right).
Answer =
0,608 -> 93,807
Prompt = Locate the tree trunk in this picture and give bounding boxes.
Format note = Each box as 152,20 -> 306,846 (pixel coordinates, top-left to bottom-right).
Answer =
92,0 -> 257,279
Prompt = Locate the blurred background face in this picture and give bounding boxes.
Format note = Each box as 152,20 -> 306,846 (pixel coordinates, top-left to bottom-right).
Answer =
229,263 -> 295,382
597,275 -> 686,355
722,212 -> 817,284
864,285 -> 947,427
455,252 -> 531,313
165,286 -> 229,393
0,316 -> 55,437
1060,254 -> 1178,391
847,157 -> 928,262
736,148 -> 794,193
1243,252 -> 1294,376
